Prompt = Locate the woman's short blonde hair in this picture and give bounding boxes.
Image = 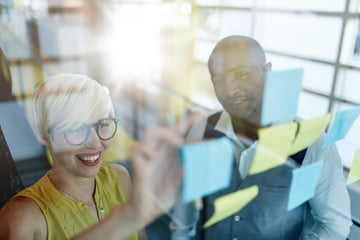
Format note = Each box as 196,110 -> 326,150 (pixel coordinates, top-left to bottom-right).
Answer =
28,73 -> 114,143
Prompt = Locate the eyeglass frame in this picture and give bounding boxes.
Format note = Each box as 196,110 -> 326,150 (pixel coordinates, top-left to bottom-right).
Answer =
49,117 -> 119,146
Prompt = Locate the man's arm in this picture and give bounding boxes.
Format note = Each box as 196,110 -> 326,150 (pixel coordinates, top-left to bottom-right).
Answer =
303,135 -> 352,239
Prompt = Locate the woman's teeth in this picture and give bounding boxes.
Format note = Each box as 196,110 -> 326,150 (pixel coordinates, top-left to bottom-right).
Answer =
79,153 -> 100,162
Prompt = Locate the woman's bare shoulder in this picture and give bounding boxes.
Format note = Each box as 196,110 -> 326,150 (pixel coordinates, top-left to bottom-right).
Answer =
0,196 -> 47,239
111,163 -> 132,196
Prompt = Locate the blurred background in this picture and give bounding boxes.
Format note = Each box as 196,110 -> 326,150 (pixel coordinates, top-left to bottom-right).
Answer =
1,0 -> 360,238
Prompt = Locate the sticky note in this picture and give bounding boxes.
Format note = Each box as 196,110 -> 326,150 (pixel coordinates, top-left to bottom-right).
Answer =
261,69 -> 303,126
249,122 -> 297,175
347,149 -> 360,185
289,113 -> 332,155
323,106 -> 360,148
287,160 -> 324,211
180,137 -> 234,203
203,185 -> 259,228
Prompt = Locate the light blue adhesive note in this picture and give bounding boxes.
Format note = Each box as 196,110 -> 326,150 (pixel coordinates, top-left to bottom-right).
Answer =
323,106 -> 360,148
261,69 -> 303,126
179,137 -> 234,203
287,160 -> 324,211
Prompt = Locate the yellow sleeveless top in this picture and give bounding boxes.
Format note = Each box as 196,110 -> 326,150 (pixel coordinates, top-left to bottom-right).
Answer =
16,164 -> 138,240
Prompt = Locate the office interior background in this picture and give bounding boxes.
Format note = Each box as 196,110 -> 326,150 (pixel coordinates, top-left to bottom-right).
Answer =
1,0 -> 360,238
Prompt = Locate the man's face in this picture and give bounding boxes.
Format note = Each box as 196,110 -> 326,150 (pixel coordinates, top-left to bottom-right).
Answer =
209,48 -> 265,124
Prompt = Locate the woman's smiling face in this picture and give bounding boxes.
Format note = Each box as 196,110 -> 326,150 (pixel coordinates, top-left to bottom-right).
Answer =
49,111 -> 113,179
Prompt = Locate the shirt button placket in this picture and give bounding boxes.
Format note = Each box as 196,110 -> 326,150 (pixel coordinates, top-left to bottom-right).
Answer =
232,215 -> 241,240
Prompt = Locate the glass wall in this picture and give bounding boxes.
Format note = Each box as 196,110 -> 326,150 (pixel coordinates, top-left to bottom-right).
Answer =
1,0 -> 360,239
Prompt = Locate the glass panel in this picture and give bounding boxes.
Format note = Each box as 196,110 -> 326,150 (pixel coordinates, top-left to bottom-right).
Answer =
336,113 -> 360,168
192,63 -> 221,111
331,102 -> 359,168
336,139 -> 359,169
9,64 -> 37,96
195,0 -> 345,10
193,40 -> 215,62
36,16 -> 91,58
196,9 -> 253,41
267,54 -> 334,95
297,92 -> 329,119
195,0 -> 223,6
256,0 -> 345,12
196,9 -> 221,40
255,13 -> 342,62
42,60 -> 89,79
341,18 -> 360,67
219,10 -> 253,38
349,0 -> 360,12
336,68 -> 360,103
224,0 -> 254,8
332,100 -> 359,113
0,10 -> 32,60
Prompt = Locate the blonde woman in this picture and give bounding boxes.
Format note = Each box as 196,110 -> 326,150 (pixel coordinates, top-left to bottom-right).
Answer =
0,74 -> 196,240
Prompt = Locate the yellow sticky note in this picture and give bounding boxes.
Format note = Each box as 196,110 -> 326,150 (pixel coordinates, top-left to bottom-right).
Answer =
203,185 -> 259,228
289,113 -> 332,155
249,123 -> 297,175
347,149 -> 360,185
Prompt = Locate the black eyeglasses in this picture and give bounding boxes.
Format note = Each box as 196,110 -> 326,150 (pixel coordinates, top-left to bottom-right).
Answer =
60,118 -> 119,146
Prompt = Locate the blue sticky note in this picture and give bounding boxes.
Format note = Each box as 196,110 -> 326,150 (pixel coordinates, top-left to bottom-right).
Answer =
261,69 -> 303,126
179,137 -> 234,203
323,106 -> 360,148
287,160 -> 324,211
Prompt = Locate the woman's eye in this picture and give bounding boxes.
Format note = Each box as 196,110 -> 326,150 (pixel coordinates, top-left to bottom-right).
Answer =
99,122 -> 109,129
68,127 -> 85,135
98,119 -> 111,129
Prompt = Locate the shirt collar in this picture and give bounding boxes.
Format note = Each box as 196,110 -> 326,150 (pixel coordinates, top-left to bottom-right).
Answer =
214,111 -> 246,150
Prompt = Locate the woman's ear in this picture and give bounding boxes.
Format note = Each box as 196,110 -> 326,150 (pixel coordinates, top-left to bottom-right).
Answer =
37,134 -> 51,146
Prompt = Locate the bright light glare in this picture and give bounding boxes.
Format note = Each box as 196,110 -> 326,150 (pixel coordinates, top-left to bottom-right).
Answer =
98,5 -> 163,88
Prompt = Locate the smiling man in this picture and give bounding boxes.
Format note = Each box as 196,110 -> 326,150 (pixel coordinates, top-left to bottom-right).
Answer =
171,35 -> 352,240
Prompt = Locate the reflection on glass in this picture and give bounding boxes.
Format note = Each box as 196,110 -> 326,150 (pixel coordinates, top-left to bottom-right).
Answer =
297,92 -> 328,119
224,0 -> 254,8
255,13 -> 342,62
336,68 -> 360,103
37,16 -> 91,58
196,9 -> 221,40
42,61 -> 89,79
267,54 -> 334,95
349,0 -> 360,12
9,64 -> 38,96
220,10 -> 252,38
256,0 -> 345,12
336,113 -> 360,168
196,0 -> 223,6
196,9 -> 253,41
332,100 -> 359,113
0,9 -> 32,60
340,18 -> 360,67
193,40 -> 215,62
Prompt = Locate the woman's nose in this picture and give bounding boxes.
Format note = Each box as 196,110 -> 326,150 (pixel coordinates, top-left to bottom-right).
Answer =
85,128 -> 102,147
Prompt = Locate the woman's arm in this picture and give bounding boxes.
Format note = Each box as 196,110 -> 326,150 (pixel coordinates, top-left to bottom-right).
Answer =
72,114 -> 201,240
0,197 -> 47,240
